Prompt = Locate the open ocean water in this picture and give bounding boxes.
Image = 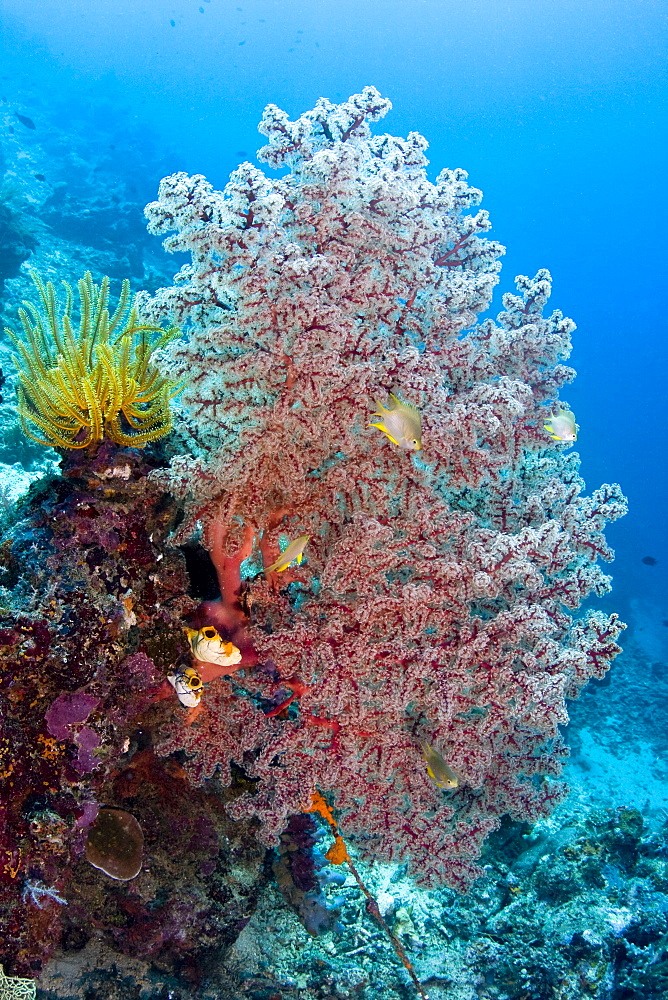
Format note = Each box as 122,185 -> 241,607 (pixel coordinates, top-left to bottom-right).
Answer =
0,2 -> 666,998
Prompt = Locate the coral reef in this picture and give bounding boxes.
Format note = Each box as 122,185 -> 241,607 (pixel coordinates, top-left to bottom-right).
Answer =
0,963 -> 36,999
272,812 -> 342,938
227,801 -> 668,1000
0,195 -> 37,288
0,95 -> 184,483
0,83 -> 640,999
137,87 -> 627,891
0,442 -> 267,982
0,98 -> 180,288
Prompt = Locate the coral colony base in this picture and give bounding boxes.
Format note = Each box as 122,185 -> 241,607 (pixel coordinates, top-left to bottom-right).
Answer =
0,89 -> 626,991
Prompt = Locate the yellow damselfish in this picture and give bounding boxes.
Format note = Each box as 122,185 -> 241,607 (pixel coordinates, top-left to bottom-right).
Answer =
421,743 -> 459,790
264,534 -> 310,573
370,393 -> 422,451
544,408 -> 578,443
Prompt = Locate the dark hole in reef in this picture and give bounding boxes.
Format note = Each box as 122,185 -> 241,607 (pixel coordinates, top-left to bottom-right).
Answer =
130,726 -> 153,753
60,922 -> 90,952
179,541 -> 221,601
565,932 -> 593,960
21,792 -> 51,819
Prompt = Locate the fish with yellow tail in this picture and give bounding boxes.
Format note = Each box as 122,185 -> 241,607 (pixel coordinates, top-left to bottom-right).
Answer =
184,625 -> 242,667
264,533 -> 310,573
421,742 -> 459,790
370,393 -> 422,451
167,666 -> 204,708
544,408 -> 578,443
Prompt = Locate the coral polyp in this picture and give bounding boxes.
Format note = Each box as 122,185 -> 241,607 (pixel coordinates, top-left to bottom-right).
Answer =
5,270 -> 181,449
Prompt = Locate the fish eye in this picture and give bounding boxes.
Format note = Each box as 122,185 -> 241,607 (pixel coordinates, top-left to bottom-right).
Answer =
187,673 -> 202,689
202,626 -> 216,639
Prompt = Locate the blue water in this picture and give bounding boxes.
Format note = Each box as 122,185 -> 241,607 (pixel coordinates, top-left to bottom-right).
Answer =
1,0 -> 667,995
3,0 -> 665,613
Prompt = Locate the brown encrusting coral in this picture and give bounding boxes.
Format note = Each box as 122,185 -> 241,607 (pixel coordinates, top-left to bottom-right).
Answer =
0,443 -> 267,981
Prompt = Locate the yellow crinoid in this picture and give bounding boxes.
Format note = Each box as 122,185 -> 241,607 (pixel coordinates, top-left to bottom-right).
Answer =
5,270 -> 181,450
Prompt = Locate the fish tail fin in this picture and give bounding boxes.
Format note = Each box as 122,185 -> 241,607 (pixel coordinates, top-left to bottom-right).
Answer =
369,421 -> 400,447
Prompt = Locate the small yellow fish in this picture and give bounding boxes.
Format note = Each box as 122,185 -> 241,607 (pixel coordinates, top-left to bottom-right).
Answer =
544,408 -> 578,443
167,667 -> 204,707
265,534 -> 310,573
184,625 -> 242,667
370,393 -> 422,451
421,743 -> 459,790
